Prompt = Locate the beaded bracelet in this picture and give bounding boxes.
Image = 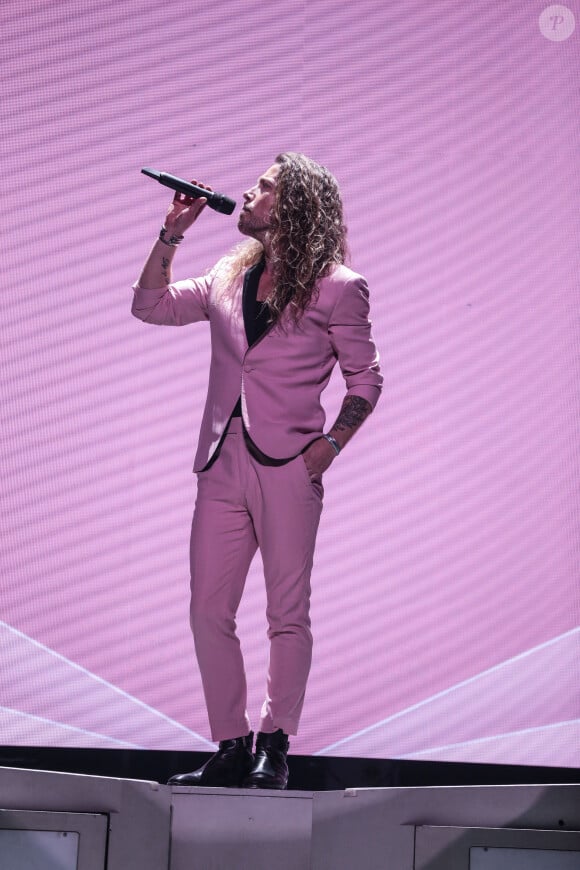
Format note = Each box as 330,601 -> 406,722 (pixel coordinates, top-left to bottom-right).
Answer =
159,226 -> 184,247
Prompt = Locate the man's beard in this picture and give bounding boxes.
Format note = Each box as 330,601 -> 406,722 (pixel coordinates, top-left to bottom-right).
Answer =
238,211 -> 275,240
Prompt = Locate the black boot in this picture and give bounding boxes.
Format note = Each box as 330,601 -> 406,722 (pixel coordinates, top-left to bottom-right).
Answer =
167,732 -> 254,787
242,729 -> 289,790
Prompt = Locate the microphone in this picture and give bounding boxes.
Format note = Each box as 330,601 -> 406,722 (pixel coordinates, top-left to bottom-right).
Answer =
141,167 -> 237,216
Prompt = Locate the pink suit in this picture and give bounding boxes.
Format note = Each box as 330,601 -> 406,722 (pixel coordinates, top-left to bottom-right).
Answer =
132,257 -> 382,740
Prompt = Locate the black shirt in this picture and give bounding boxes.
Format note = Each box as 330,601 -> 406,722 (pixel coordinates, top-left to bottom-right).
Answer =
228,259 -> 296,467
231,258 -> 270,417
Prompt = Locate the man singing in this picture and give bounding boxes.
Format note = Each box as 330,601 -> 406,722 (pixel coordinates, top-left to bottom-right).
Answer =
132,152 -> 382,789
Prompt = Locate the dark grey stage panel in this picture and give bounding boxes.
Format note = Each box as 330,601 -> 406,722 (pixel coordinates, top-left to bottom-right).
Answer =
415,826 -> 580,870
470,846 -> 580,869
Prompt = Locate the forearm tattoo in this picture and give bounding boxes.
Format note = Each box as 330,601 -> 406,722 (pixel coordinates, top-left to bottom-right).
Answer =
161,256 -> 171,284
332,395 -> 372,432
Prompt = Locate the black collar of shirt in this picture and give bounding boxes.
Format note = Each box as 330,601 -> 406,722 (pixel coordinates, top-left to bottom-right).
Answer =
242,258 -> 271,347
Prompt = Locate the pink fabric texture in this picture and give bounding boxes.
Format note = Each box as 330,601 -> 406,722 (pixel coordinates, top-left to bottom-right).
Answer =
132,259 -> 382,470
190,418 -> 323,740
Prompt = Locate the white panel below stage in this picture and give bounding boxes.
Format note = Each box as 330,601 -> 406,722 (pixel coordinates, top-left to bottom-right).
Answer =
0,810 -> 107,870
0,767 -> 578,870
0,766 -> 170,870
170,783 -> 580,870
310,785 -> 580,870
171,787 -> 314,870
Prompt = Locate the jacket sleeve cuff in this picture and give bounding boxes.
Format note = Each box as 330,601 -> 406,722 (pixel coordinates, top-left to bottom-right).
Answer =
131,283 -> 169,305
345,384 -> 382,410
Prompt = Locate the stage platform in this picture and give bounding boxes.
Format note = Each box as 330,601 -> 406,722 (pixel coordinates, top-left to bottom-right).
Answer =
0,765 -> 579,869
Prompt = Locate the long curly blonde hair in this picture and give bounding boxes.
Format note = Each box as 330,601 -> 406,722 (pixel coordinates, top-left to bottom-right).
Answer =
223,153 -> 348,325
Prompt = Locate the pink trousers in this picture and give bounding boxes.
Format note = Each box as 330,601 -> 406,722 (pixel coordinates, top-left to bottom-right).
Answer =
189,417 -> 324,742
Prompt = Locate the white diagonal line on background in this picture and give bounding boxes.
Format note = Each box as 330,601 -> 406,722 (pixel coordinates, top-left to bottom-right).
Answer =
315,626 -> 580,755
0,704 -> 142,748
397,718 -> 580,758
1,621 -> 215,748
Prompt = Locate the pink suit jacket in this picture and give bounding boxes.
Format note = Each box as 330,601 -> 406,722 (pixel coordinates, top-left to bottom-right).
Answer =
132,257 -> 382,471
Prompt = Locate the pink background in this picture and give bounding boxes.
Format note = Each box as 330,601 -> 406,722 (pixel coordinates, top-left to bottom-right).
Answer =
1,0 -> 579,764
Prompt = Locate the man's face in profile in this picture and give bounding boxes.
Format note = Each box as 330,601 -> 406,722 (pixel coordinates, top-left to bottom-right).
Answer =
238,163 -> 280,239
